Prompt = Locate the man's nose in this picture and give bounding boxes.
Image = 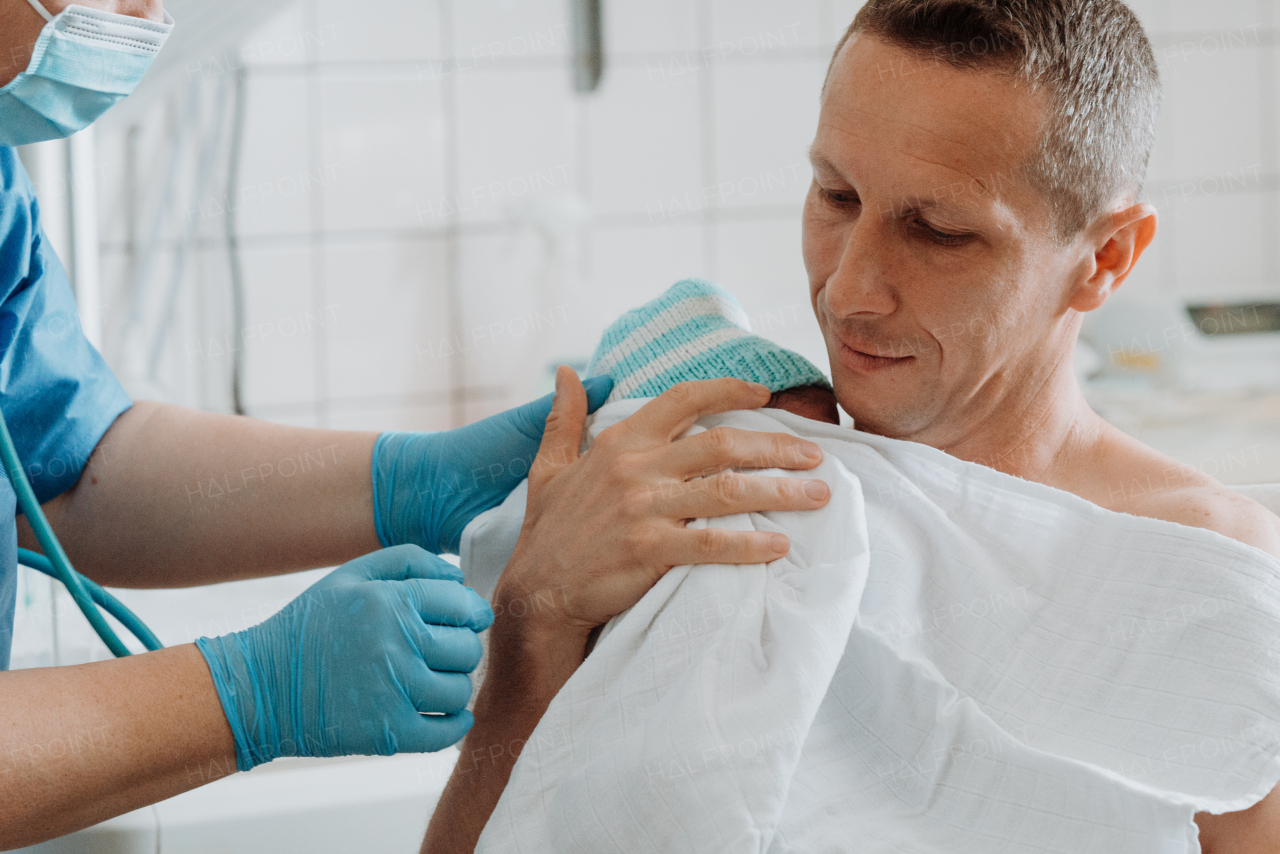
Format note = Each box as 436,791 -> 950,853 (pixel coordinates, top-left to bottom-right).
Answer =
822,215 -> 898,318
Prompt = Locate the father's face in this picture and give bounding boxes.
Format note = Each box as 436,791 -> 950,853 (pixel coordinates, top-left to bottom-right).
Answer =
804,35 -> 1085,441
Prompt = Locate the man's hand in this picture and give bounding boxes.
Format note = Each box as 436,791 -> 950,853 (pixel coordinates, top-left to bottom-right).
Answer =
498,367 -> 831,642
421,368 -> 831,854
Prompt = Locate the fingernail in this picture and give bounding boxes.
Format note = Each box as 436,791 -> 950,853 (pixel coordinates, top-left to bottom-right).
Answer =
770,533 -> 790,554
803,480 -> 829,501
554,366 -> 564,395
749,382 -> 771,395
801,442 -> 823,462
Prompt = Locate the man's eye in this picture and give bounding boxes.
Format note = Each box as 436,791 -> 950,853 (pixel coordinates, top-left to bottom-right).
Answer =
818,187 -> 859,209
915,219 -> 972,246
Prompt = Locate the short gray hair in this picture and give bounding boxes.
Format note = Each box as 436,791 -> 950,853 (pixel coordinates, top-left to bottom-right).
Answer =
831,0 -> 1161,236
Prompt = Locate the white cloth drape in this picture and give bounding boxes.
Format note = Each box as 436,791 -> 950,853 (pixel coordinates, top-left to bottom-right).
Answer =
463,402 -> 1280,853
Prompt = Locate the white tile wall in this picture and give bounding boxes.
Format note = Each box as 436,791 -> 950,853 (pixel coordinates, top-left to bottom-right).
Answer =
454,68 -> 578,226
712,60 -> 826,211
822,0 -> 867,43
234,75 -> 312,237
235,244 -> 323,410
1158,1 -> 1266,33
91,0 -> 1280,432
311,0 -> 441,63
239,2 -> 318,66
319,73 -> 449,233
455,229 -> 578,398
583,222 -> 706,349
1169,192 -> 1270,299
1154,44 -> 1264,182
321,237 -> 452,405
585,64 -> 703,217
712,219 -> 827,371
708,0 -> 827,51
452,0 -> 574,62
605,0 -> 700,54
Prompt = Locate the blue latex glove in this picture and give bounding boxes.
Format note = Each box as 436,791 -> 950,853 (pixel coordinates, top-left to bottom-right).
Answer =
372,375 -> 613,555
196,546 -> 493,771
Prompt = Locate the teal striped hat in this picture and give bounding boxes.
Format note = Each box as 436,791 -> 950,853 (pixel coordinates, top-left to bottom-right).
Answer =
586,279 -> 831,404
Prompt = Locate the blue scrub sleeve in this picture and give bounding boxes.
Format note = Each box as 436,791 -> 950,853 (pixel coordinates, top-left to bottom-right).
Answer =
0,147 -> 132,503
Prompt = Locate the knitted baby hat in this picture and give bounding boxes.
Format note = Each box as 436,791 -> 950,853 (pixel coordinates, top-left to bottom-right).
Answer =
586,279 -> 832,404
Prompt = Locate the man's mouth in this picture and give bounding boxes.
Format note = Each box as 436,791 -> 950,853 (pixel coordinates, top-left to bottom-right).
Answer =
836,334 -> 916,374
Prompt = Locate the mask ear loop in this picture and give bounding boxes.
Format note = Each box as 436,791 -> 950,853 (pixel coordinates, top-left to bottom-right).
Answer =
25,0 -> 54,22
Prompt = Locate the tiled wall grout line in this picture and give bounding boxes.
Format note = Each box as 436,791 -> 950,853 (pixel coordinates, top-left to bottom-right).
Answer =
1257,0 -> 1280,287
303,0 -> 330,428
697,0 -> 718,281
438,0 -> 467,429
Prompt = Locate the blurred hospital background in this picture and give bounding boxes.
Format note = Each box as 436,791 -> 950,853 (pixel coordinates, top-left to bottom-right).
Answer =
15,0 -> 1270,435
14,0 -> 1280,651
11,1 -> 1280,850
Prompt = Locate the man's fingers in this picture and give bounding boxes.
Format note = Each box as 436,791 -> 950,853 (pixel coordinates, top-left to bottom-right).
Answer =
529,366 -> 588,489
657,526 -> 793,567
621,379 -> 773,444
660,427 -> 823,479
650,472 -> 830,520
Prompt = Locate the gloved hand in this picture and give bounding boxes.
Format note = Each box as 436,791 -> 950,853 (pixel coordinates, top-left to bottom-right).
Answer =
372,375 -> 613,555
195,545 -> 493,771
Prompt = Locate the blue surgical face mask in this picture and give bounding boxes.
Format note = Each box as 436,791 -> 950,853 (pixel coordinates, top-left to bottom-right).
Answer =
0,1 -> 173,146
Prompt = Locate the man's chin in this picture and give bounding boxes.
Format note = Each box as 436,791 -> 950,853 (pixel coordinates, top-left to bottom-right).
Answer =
834,386 -> 934,438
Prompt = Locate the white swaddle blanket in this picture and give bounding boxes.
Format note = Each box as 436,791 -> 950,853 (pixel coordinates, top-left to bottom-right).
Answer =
461,401 -> 1280,853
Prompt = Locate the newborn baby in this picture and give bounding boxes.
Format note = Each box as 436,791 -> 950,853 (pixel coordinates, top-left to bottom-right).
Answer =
462,279 -> 1280,854
767,384 -> 839,424
583,277 -> 839,423
461,278 -> 1280,854
461,278 -> 840,600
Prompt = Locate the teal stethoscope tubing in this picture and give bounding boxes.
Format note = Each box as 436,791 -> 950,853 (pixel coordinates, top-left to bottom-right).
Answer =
16,547 -> 162,653
0,408 -> 163,657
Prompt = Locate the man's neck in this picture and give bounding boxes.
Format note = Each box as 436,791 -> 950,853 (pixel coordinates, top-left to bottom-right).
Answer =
923,349 -> 1108,489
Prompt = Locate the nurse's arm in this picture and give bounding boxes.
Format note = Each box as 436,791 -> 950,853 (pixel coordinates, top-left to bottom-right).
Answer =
0,644 -> 237,848
0,0 -> 166,87
19,401 -> 383,587
21,376 -> 827,588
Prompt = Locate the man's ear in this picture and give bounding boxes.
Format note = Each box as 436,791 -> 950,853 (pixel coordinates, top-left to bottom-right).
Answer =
1069,203 -> 1158,313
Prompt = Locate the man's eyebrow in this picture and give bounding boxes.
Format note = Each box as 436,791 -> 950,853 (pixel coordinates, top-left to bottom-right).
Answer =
890,195 -> 971,218
808,148 -> 998,222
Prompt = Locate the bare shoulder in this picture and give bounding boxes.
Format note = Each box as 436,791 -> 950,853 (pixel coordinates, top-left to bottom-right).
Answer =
1085,430 -> 1280,847
1126,483 -> 1280,558
1097,432 -> 1280,561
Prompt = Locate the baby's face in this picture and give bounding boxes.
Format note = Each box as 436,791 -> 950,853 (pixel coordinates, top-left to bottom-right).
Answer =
765,385 -> 841,424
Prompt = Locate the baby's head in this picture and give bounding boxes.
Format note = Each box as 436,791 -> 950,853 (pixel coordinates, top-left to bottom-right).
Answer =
768,385 -> 840,424
587,279 -> 840,425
